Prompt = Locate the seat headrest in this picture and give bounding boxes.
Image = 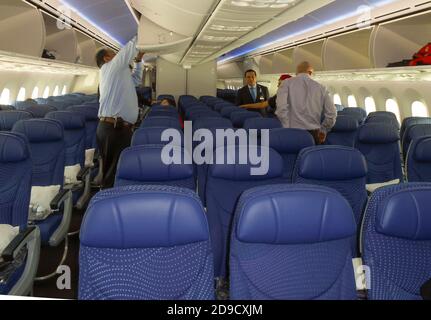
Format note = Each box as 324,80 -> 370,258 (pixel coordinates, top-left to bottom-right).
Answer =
80,185 -> 209,248
193,118 -> 233,131
46,111 -> 85,130
243,118 -> 282,130
12,119 -> 63,143
332,116 -> 359,132
0,132 -> 29,162
236,184 -> 356,244
358,124 -> 400,144
408,124 -> 431,140
297,146 -> 367,180
141,117 -> 182,130
132,127 -> 183,147
376,187 -> 431,240
413,137 -> 431,162
0,111 -> 33,130
269,129 -> 315,153
117,145 -> 193,182
67,106 -> 99,121
209,145 -> 283,180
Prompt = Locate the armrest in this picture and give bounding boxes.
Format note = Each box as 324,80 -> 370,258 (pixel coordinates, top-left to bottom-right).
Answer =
50,189 -> 71,211
1,227 -> 37,263
77,166 -> 91,182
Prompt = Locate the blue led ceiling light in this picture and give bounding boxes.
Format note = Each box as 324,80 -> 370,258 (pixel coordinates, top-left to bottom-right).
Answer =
219,0 -> 396,64
60,0 -> 138,46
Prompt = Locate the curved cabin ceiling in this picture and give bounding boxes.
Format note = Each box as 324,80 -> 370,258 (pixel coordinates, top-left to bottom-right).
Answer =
128,0 -> 334,65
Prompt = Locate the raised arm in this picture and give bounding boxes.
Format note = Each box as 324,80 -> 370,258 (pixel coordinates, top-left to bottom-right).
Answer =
113,36 -> 139,67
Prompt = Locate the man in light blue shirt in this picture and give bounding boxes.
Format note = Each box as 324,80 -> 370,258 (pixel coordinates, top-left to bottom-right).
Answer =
276,61 -> 337,144
95,36 -> 144,188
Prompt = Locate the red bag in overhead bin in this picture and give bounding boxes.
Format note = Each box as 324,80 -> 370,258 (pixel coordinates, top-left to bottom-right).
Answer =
409,43 -> 431,66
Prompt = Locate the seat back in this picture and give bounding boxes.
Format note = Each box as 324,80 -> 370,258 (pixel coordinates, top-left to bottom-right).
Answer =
46,111 -> 86,167
13,119 -> 65,187
0,132 -> 32,229
355,124 -> 403,184
326,115 -> 359,147
0,111 -> 33,131
339,108 -> 367,123
401,117 -> 431,142
25,105 -> 57,118
115,145 -> 195,190
402,124 -> 431,160
361,183 -> 431,300
67,105 -> 99,150
221,106 -> 241,118
230,111 -> 262,128
0,105 -> 15,111
132,127 -> 184,147
140,116 -> 182,131
269,129 -> 315,181
293,146 -> 368,229
79,185 -> 214,300
230,184 -> 357,300
407,136 -> 431,182
193,117 -> 233,132
206,145 -> 285,277
243,118 -> 282,130
157,94 -> 176,103
368,111 -> 398,122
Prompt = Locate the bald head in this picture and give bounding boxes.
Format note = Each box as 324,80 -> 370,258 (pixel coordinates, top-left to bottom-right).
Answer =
297,61 -> 314,76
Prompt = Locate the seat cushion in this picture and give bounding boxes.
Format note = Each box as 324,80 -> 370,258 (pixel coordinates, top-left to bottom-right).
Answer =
35,214 -> 62,245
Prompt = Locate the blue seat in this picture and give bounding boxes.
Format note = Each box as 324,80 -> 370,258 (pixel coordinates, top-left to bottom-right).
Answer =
132,127 -> 184,147
243,118 -> 282,130
355,124 -> 403,185
150,105 -> 177,113
361,183 -> 431,300
221,106 -> 241,119
147,111 -> 179,119
13,119 -> 73,249
185,106 -> 211,119
335,104 -> 345,112
402,124 -> 431,161
230,184 -> 357,300
141,116 -> 182,131
25,105 -> 57,118
67,105 -> 99,150
230,111 -> 262,128
13,100 -> 37,110
188,111 -> 221,122
401,117 -> 431,142
293,146 -> 368,235
206,145 -> 285,278
407,136 -> 431,182
79,185 -> 214,300
214,102 -> 234,112
366,115 -> 400,129
178,95 -> 198,111
368,111 -> 398,122
0,132 -> 40,296
326,115 -> 359,147
193,117 -> 233,132
269,129 -> 315,181
115,145 -> 195,190
339,108 -> 367,123
0,111 -> 33,131
46,111 -> 91,209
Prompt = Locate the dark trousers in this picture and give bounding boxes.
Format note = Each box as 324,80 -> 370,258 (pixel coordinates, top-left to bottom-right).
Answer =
96,122 -> 133,189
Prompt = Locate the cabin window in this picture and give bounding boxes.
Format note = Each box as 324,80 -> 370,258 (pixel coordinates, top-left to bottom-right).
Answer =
17,87 -> 26,101
62,85 -> 67,95
365,97 -> 377,114
411,101 -> 429,117
333,94 -> 342,106
43,86 -> 50,99
0,88 -> 11,105
53,86 -> 60,96
31,87 -> 39,99
386,99 -> 401,123
347,95 -> 358,108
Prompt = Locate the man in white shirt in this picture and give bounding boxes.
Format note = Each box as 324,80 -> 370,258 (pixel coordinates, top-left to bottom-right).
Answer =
276,61 -> 337,144
95,36 -> 144,188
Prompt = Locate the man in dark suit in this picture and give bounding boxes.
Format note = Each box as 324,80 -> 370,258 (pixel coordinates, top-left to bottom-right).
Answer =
236,69 -> 270,116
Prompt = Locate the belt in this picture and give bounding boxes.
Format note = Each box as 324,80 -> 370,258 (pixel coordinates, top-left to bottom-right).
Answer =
99,117 -> 134,129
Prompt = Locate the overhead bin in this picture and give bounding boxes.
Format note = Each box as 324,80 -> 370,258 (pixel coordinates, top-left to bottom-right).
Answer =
372,11 -> 431,68
293,40 -> 325,71
258,54 -> 274,75
324,28 -> 374,70
76,31 -> 98,67
42,13 -> 79,63
272,49 -> 295,74
0,0 -> 45,57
